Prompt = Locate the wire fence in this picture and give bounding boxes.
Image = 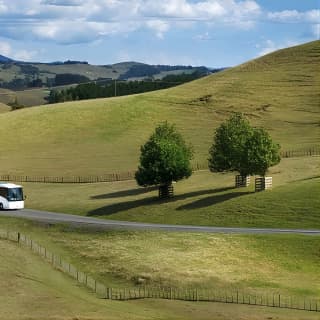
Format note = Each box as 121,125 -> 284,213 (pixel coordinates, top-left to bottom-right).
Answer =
0,229 -> 319,312
280,147 -> 320,159
0,148 -> 319,184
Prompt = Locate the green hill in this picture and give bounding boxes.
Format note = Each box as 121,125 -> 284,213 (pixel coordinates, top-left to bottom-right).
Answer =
0,102 -> 10,113
0,41 -> 319,176
0,60 -> 210,106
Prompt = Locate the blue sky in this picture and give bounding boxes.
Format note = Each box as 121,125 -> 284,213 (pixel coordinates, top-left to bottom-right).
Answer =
0,0 -> 319,67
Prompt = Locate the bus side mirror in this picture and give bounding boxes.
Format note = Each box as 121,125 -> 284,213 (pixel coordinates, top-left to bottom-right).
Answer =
24,195 -> 27,200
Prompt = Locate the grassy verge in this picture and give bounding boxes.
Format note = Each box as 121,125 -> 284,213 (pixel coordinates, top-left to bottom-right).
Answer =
7,237 -> 311,320
1,218 -> 319,300
3,238 -> 320,320
23,157 -> 320,229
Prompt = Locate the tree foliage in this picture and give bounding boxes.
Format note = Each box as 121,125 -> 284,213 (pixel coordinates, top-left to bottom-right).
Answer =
47,71 -> 208,104
208,113 -> 253,175
209,113 -> 280,176
135,122 -> 193,187
242,128 -> 281,176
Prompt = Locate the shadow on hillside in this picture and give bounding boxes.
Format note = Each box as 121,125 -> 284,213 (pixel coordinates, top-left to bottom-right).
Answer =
176,191 -> 252,211
90,186 -> 158,199
87,186 -> 235,217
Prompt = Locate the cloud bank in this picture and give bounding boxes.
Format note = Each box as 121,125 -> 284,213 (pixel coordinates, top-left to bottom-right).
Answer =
0,1 -> 318,44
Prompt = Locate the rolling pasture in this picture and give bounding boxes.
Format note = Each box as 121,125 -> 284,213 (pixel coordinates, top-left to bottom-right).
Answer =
0,41 -> 319,176
0,101 -> 10,113
0,41 -> 319,319
3,236 -> 318,320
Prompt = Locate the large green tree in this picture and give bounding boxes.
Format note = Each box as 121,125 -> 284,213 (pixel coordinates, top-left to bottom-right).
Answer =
135,122 -> 193,198
209,113 -> 280,177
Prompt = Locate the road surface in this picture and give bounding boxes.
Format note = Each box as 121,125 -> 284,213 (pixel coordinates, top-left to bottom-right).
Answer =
0,208 -> 319,235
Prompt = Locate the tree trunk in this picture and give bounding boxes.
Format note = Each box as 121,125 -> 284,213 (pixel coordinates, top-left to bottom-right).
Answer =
158,184 -> 174,199
235,175 -> 250,188
255,176 -> 272,192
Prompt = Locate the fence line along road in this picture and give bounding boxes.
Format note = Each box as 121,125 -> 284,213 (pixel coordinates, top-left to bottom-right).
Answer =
1,209 -> 320,235
0,148 -> 319,184
0,229 -> 319,312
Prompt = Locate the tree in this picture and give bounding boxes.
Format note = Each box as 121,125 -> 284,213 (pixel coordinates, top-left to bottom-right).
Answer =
208,113 -> 281,179
242,128 -> 281,176
208,113 -> 253,176
135,122 -> 193,198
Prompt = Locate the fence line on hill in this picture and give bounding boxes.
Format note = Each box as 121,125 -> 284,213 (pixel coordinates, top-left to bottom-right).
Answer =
0,229 -> 319,312
0,148 -> 319,184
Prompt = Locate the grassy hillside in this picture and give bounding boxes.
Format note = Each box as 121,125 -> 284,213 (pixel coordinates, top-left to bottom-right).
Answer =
0,88 -> 15,105
0,102 -> 10,113
0,41 -> 319,176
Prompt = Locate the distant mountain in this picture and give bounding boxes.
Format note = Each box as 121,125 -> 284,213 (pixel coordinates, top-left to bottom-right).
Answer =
0,54 -> 14,63
0,57 -> 213,90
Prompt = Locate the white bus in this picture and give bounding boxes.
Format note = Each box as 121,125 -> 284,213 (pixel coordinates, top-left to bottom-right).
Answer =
0,183 -> 24,210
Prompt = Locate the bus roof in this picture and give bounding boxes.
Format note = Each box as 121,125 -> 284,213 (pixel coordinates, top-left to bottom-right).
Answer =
0,183 -> 22,188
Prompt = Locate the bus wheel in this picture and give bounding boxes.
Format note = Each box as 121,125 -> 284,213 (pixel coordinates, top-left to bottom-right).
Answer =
0,203 -> 3,210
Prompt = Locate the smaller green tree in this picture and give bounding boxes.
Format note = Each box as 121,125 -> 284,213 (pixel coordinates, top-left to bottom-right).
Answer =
241,128 -> 281,176
209,113 -> 281,182
208,113 -> 253,176
135,122 -> 193,198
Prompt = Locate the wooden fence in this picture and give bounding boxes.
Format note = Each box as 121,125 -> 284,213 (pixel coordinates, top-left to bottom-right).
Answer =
280,148 -> 320,158
0,229 -> 319,312
0,162 -> 208,184
0,148 -> 319,184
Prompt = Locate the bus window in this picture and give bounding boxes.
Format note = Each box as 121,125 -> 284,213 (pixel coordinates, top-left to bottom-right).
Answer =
0,187 -> 8,199
7,188 -> 24,201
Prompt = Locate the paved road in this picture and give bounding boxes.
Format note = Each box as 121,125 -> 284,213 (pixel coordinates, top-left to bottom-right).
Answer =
0,208 -> 320,235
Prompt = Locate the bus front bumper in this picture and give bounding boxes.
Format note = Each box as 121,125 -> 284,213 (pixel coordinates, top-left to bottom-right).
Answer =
8,201 -> 24,210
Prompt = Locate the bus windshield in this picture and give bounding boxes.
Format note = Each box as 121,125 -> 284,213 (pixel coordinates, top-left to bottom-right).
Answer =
7,188 -> 24,201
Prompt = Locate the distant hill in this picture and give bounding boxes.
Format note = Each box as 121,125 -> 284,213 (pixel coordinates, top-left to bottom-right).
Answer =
0,40 -> 318,176
0,55 -> 13,63
0,57 -> 212,88
0,57 -> 214,106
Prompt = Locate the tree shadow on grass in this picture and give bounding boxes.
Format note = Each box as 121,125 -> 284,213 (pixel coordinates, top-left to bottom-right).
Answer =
90,186 -> 158,199
87,186 -> 236,217
176,191 -> 252,211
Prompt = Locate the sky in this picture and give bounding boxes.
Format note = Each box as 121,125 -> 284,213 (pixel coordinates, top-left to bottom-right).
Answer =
0,0 -> 319,67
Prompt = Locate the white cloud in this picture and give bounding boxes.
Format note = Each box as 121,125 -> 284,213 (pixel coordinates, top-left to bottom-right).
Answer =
0,0 -> 263,44
267,9 -> 320,24
146,20 -> 170,39
194,31 -> 215,41
41,0 -> 85,6
257,39 -> 300,57
0,41 -> 37,61
0,41 -> 11,56
13,50 -> 37,61
1,1 -> 318,45
312,24 -> 320,39
0,0 -> 8,13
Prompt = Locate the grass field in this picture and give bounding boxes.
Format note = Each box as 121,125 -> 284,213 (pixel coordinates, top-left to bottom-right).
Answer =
0,41 -> 319,176
22,157 -> 320,229
3,237 -> 319,320
0,88 -> 15,105
1,217 -> 319,301
0,101 -> 10,113
0,41 -> 319,319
